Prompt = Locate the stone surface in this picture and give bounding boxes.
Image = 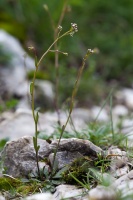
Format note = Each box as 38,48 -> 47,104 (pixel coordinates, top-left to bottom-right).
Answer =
49,138 -> 103,169
0,136 -> 51,177
89,186 -> 117,200
115,88 -> 133,109
113,170 -> 133,187
0,195 -> 5,200
112,105 -> 128,118
23,185 -> 89,200
49,151 -> 84,170
107,146 -> 129,178
25,193 -> 54,200
54,184 -> 88,200
116,179 -> 133,198
50,138 -> 103,156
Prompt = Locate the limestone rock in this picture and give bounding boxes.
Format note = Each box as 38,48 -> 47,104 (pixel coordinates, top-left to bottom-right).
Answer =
112,105 -> 128,118
1,136 -> 51,177
54,184 -> 88,200
50,138 -> 103,156
107,146 -> 129,178
24,193 -> 54,200
113,170 -> 133,187
117,180 -> 133,198
49,151 -> 83,170
115,88 -> 133,109
89,186 -> 117,200
49,138 -> 103,170
0,195 -> 5,200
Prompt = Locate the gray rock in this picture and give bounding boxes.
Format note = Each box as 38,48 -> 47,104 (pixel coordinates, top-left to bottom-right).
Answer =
49,151 -> 83,170
49,138 -> 103,170
50,138 -> 103,156
1,136 -> 51,177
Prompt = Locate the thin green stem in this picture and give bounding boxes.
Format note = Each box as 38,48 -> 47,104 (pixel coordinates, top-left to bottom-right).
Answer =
31,66 -> 41,179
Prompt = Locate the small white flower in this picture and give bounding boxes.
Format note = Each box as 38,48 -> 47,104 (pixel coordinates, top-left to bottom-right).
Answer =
70,23 -> 78,37
58,25 -> 62,31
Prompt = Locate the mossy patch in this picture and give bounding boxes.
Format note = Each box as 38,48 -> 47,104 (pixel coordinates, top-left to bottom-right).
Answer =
0,177 -> 21,191
0,177 -> 41,196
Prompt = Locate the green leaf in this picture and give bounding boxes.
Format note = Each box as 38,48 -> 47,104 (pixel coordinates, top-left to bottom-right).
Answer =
33,136 -> 37,149
52,166 -> 69,179
30,82 -> 33,95
37,145 -> 40,152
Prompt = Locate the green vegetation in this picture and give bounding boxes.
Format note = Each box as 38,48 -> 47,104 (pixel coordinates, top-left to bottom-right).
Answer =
0,0 -> 133,105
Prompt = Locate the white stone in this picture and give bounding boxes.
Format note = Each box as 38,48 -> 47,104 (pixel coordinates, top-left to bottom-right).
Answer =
114,165 -> 129,178
115,88 -> 133,109
0,195 -> 5,200
113,170 -> 133,187
90,106 -> 109,122
54,184 -> 88,200
112,105 -> 128,117
117,180 -> 133,198
25,193 -> 54,200
89,186 -> 116,200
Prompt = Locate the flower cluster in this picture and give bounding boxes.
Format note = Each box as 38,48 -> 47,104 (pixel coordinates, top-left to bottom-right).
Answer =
58,25 -> 62,31
70,23 -> 78,37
